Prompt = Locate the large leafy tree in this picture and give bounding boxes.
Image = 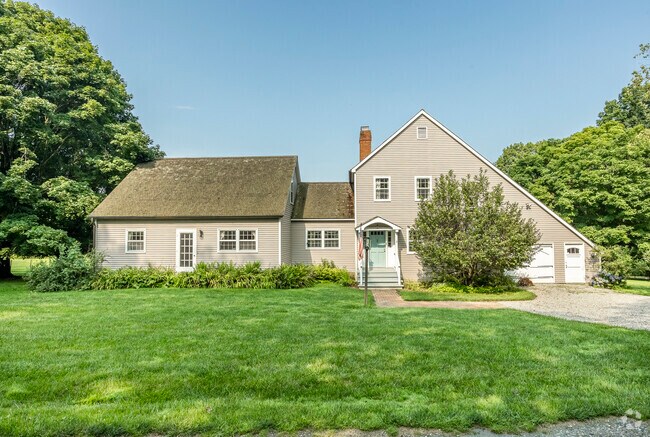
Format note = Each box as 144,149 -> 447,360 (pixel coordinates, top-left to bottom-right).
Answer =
598,44 -> 650,128
0,1 -> 164,277
497,123 -> 650,265
410,170 -> 539,286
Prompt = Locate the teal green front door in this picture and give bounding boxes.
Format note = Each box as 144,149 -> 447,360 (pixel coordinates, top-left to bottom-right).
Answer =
369,231 -> 386,267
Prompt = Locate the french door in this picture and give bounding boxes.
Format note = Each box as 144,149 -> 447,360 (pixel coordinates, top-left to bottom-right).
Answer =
176,229 -> 197,272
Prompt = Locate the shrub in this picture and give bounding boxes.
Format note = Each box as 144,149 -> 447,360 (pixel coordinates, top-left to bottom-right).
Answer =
88,261 -> 354,291
404,280 -> 520,294
25,247 -> 103,292
590,270 -> 625,289
597,245 -> 634,278
312,260 -> 355,286
517,277 -> 534,287
410,169 -> 540,286
29,258 -> 356,292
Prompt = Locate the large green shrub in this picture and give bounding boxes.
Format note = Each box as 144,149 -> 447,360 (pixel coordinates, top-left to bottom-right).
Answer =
597,245 -> 634,277
25,247 -> 102,292
312,260 -> 355,286
410,170 -> 540,286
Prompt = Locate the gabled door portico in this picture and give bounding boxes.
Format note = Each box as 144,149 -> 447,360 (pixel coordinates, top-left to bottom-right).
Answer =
356,216 -> 402,287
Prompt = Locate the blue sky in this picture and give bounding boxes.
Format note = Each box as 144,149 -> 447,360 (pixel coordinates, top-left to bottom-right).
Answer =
35,0 -> 650,181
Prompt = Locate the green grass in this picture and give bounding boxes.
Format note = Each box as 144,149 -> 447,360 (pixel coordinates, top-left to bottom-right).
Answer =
617,278 -> 650,296
1,280 -> 649,436
400,289 -> 536,301
10,258 -> 51,276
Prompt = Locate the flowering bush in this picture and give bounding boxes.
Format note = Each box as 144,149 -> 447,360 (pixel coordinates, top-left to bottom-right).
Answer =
590,270 -> 625,288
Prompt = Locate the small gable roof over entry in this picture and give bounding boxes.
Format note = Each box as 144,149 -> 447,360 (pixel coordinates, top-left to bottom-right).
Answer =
90,156 -> 297,219
292,182 -> 354,220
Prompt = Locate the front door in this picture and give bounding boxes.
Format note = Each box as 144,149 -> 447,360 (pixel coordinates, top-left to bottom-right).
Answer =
176,229 -> 196,272
564,243 -> 585,283
368,231 -> 386,268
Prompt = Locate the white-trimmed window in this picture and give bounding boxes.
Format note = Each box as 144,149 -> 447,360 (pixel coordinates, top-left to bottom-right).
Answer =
417,126 -> 428,139
125,229 -> 146,253
374,176 -> 391,201
219,229 -> 257,252
407,227 -> 416,254
415,176 -> 432,201
307,230 -> 322,248
306,229 -> 340,249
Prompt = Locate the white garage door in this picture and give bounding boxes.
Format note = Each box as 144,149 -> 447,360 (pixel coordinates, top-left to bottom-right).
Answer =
515,244 -> 555,283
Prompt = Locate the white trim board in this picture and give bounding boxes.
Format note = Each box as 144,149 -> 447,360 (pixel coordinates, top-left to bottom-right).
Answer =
350,109 -> 595,247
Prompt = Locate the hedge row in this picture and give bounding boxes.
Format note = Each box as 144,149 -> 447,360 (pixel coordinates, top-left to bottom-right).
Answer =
25,248 -> 354,292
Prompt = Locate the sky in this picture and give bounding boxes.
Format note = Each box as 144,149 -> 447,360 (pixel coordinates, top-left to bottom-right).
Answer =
34,0 -> 650,181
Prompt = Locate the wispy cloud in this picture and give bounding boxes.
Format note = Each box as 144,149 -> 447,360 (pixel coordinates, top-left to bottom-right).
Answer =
174,105 -> 195,110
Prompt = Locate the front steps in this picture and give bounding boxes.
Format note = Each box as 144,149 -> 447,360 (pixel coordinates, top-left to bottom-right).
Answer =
359,268 -> 402,289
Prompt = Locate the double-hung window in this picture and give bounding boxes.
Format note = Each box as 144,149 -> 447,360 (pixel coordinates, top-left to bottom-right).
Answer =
415,176 -> 432,201
125,229 -> 146,253
417,126 -> 428,139
219,229 -> 257,252
374,176 -> 391,201
306,229 -> 340,249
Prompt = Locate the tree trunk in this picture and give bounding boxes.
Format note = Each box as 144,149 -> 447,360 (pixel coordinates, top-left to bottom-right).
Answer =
0,257 -> 14,279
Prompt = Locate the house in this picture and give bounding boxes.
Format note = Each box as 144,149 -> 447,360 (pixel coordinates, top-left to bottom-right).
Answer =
90,110 -> 597,286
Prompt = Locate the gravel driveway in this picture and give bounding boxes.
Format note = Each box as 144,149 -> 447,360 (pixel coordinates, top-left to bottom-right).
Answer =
503,284 -> 650,331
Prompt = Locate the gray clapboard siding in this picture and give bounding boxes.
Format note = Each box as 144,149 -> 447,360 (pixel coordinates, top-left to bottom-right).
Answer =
355,114 -> 595,283
95,219 -> 280,269
290,221 -> 356,271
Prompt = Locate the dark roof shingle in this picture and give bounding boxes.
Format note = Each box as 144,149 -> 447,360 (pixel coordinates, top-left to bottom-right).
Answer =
292,182 -> 354,220
90,156 -> 297,218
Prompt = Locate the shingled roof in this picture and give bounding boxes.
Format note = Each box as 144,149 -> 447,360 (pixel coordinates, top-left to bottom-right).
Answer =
292,182 -> 354,220
90,156 -> 297,218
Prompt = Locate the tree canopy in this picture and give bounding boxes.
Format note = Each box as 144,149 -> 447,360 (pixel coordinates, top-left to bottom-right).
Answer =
0,1 -> 164,276
598,44 -> 650,128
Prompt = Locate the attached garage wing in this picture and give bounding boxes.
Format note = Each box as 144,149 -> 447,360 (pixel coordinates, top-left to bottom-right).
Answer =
513,244 -> 555,283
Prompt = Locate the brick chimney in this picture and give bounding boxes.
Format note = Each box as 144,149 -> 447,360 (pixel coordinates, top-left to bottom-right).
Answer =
359,126 -> 371,161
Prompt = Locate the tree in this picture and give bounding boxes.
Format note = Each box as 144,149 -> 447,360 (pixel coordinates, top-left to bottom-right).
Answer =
0,1 -> 164,277
496,122 -> 650,261
598,44 -> 650,128
410,170 -> 540,286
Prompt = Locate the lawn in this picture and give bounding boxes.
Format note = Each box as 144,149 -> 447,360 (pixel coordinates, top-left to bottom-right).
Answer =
9,258 -> 51,276
619,278 -> 650,296
401,290 -> 535,301
1,280 -> 649,436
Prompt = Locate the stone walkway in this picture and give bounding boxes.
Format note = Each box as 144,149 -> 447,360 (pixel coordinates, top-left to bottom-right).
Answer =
372,286 -> 650,331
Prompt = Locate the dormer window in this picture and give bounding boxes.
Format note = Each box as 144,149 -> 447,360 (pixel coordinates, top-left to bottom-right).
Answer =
417,126 -> 428,140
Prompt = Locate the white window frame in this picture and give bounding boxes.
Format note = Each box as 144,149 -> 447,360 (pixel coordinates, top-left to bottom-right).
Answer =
217,228 -> 259,253
414,176 -> 432,201
406,227 -> 416,254
125,228 -> 146,254
416,126 -> 428,140
373,176 -> 391,202
305,229 -> 341,250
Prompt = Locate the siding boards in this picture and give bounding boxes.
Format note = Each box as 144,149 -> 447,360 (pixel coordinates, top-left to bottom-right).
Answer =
291,221 -> 356,271
355,115 -> 593,283
95,219 -> 280,269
